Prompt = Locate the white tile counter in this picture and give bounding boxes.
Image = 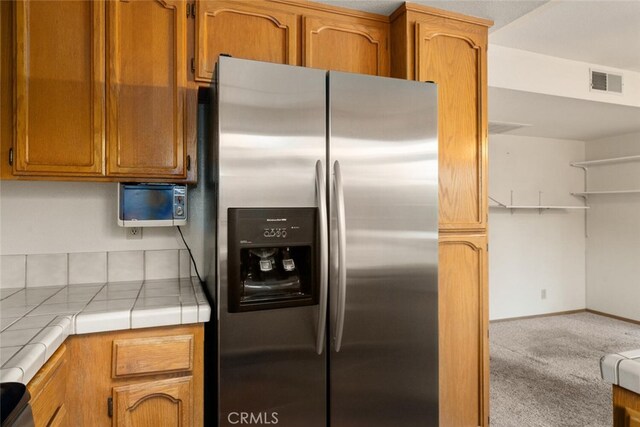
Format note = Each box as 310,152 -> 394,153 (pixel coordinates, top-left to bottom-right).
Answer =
601,349 -> 640,394
0,278 -> 210,384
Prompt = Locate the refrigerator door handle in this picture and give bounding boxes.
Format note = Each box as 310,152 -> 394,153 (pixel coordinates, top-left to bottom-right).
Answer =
333,160 -> 347,352
315,160 -> 328,355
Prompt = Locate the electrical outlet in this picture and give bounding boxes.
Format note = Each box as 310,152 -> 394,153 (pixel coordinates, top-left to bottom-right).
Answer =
126,227 -> 142,240
541,289 -> 547,300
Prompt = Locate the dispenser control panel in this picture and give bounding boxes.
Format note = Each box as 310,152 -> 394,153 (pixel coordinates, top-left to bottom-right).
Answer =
227,207 -> 318,313
264,227 -> 287,238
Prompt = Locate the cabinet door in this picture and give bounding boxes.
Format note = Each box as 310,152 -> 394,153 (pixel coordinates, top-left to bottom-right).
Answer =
28,345 -> 68,427
1,0 -> 14,180
112,376 -> 193,427
439,234 -> 489,427
416,22 -> 488,231
107,0 -> 187,178
303,16 -> 389,76
195,1 -> 298,82
14,0 -> 105,176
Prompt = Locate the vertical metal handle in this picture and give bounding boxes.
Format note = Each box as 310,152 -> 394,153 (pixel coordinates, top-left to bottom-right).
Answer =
333,160 -> 347,352
315,160 -> 328,355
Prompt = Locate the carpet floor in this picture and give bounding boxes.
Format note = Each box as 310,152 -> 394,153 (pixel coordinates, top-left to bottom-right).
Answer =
490,312 -> 640,427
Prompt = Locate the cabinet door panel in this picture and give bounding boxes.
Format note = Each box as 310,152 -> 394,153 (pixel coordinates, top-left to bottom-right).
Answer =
196,1 -> 297,82
113,376 -> 193,427
416,23 -> 487,231
303,16 -> 389,76
439,234 -> 488,427
107,0 -> 186,178
15,0 -> 104,176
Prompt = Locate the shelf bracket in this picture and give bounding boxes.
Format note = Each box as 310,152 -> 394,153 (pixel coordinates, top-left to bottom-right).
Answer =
570,164 -> 589,238
488,196 -> 507,208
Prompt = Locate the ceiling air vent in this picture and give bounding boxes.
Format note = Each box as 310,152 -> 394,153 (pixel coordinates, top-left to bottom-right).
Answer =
590,69 -> 623,94
489,121 -> 532,135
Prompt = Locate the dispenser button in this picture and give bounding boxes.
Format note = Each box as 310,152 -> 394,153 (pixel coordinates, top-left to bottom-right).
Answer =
283,259 -> 295,271
263,229 -> 269,237
276,230 -> 281,237
260,260 -> 273,272
281,231 -> 287,238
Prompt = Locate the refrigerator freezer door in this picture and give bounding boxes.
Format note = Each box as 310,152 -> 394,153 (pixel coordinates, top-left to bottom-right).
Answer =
329,72 -> 439,426
215,57 -> 327,427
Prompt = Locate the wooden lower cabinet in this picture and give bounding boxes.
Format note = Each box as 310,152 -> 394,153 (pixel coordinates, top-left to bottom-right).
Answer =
61,324 -> 204,427
439,233 -> 489,427
112,377 -> 194,427
28,344 -> 69,427
614,385 -> 640,427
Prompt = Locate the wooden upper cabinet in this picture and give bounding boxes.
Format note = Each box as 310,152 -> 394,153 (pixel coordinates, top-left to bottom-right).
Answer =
195,1 -> 298,82
415,18 -> 488,231
302,15 -> 389,76
14,0 -> 105,176
439,233 -> 489,427
107,0 -> 187,178
112,376 -> 194,426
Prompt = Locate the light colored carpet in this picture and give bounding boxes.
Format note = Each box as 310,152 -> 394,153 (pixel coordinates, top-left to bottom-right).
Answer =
490,312 -> 640,427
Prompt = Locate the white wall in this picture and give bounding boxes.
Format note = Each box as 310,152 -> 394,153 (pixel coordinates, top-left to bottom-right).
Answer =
0,180 -> 206,273
585,131 -> 640,321
489,45 -> 640,108
489,135 -> 586,320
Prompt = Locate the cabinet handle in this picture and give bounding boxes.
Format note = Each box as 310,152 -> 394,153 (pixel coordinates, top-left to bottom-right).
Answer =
186,155 -> 191,171
107,397 -> 113,418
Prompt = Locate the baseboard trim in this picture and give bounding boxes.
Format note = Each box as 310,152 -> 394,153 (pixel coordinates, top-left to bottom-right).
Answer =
585,309 -> 640,325
490,309 -> 586,323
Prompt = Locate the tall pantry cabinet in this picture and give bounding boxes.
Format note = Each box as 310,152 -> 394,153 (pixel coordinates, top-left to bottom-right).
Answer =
391,4 -> 491,426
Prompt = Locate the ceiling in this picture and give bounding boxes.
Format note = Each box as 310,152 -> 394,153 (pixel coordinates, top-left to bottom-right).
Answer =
489,87 -> 640,141
316,0 -> 640,140
490,1 -> 640,72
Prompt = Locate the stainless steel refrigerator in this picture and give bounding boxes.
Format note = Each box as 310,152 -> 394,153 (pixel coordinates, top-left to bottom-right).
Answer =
207,56 -> 438,427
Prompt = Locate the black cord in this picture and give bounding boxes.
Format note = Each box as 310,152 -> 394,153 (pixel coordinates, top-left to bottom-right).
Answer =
177,226 -> 204,284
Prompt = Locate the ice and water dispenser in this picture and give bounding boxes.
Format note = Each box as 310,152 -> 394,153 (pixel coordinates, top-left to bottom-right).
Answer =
227,208 -> 318,312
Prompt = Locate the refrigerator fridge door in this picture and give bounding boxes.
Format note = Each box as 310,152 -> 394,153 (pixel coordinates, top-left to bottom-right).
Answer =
328,72 -> 439,427
215,57 -> 327,427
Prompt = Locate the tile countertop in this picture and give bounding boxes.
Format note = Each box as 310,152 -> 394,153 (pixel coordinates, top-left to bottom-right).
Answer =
0,278 -> 210,384
601,349 -> 640,394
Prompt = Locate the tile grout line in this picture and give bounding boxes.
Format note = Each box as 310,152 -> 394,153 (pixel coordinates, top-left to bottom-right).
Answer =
131,252 -> 147,329
106,252 -> 110,283
0,345 -> 24,369
73,283 -> 107,334
24,255 -> 29,288
23,254 -> 27,288
104,251 -> 109,284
